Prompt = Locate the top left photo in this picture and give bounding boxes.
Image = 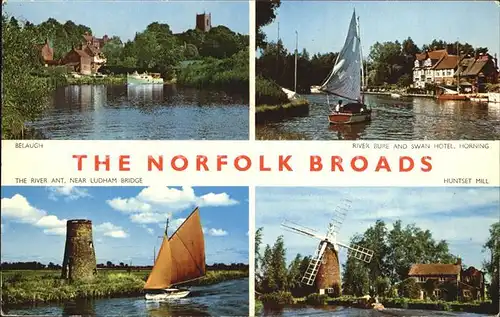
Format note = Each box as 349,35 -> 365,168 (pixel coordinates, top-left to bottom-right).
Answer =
2,1 -> 249,140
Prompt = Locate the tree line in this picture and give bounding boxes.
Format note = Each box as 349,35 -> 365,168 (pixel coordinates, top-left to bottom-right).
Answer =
255,0 -> 491,93
1,261 -> 249,271
255,220 -> 499,304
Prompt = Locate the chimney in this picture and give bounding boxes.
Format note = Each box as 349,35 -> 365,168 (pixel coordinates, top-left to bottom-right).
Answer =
456,258 -> 462,266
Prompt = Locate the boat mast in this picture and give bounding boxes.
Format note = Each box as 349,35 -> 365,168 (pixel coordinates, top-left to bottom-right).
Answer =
357,14 -> 365,103
456,40 -> 460,93
295,30 -> 298,93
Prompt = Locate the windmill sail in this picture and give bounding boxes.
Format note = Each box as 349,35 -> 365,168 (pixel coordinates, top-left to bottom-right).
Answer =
144,208 -> 205,289
320,10 -> 362,102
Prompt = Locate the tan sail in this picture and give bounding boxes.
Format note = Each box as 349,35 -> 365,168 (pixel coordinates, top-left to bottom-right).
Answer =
144,236 -> 172,289
169,207 -> 206,285
144,207 -> 205,290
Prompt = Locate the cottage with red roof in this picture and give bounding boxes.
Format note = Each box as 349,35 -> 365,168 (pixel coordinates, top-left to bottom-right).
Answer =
60,33 -> 109,75
412,49 -> 447,88
408,258 -> 485,302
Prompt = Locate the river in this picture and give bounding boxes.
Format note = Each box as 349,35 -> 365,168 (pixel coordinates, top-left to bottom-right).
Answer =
28,84 -> 248,140
5,278 -> 248,316
256,94 -> 500,140
261,305 -> 488,316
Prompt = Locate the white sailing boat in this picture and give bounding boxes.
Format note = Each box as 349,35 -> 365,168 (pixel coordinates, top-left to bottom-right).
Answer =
318,10 -> 372,124
144,207 -> 206,300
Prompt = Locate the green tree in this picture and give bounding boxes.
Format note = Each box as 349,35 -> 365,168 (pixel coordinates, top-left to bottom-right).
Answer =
483,222 -> 500,313
256,0 -> 281,49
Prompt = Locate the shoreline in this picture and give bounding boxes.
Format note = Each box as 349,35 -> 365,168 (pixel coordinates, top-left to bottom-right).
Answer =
1,269 -> 248,308
255,99 -> 310,124
256,295 -> 494,315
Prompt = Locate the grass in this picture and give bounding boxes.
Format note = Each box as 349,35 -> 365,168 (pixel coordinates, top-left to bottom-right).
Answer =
255,98 -> 310,124
1,269 -> 248,307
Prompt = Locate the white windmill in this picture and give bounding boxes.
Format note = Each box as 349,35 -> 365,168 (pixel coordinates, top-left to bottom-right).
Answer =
281,198 -> 374,295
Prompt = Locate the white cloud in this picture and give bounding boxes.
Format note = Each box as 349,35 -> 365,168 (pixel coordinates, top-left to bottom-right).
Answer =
94,222 -> 128,239
207,228 -> 228,236
43,227 -> 66,236
35,215 -> 66,229
197,192 -> 239,207
48,186 -> 90,201
1,194 -> 46,223
1,194 -> 68,236
107,186 -> 239,225
130,212 -> 169,224
106,197 -> 152,213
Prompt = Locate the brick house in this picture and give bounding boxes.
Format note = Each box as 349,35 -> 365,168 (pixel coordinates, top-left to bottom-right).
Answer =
61,47 -> 92,75
458,53 -> 499,93
60,33 -> 109,75
35,39 -> 59,66
408,258 -> 485,302
413,49 -> 447,88
413,49 -> 499,92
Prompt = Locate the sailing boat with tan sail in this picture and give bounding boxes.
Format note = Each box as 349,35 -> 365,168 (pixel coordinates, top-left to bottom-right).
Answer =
144,207 -> 206,300
318,10 -> 372,125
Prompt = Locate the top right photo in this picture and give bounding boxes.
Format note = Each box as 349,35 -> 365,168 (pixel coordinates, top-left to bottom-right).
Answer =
255,1 -> 500,141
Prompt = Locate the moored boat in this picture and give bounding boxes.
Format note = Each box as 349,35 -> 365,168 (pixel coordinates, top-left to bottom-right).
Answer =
390,93 -> 401,98
316,10 -> 371,125
127,71 -> 164,85
143,207 -> 206,301
328,103 -> 371,124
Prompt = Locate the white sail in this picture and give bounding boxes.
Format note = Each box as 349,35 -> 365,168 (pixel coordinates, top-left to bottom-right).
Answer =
320,11 -> 362,102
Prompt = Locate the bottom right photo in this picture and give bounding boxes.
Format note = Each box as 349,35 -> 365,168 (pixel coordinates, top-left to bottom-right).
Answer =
255,187 -> 499,316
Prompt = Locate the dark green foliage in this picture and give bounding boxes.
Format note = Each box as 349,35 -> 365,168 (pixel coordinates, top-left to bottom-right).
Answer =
259,291 -> 294,306
256,0 -> 281,49
398,278 -> 421,299
305,293 -> 328,305
483,222 -> 499,313
255,76 -> 288,106
2,14 -> 52,139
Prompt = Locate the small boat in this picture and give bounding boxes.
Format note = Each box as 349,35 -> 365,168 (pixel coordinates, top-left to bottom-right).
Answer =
469,96 -> 489,102
144,207 -> 206,301
127,71 -> 164,85
436,86 -> 469,101
316,10 -> 371,125
390,93 -> 401,98
281,86 -> 299,101
310,85 -> 322,94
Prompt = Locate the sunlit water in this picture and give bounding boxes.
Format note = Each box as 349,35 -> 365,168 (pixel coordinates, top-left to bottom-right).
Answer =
5,278 -> 248,316
28,84 -> 248,140
256,94 -> 500,140
261,305 -> 488,316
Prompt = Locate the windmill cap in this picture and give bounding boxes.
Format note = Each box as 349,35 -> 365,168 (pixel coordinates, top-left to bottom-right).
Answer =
67,219 -> 92,225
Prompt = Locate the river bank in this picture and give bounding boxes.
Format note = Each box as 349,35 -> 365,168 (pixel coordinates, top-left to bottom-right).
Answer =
1,269 -> 248,307
256,294 -> 494,315
255,99 -> 310,124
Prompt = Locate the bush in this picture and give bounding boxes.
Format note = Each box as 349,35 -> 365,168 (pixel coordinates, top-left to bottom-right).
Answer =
259,291 -> 294,306
255,76 -> 289,106
305,293 -> 328,305
398,278 -> 421,299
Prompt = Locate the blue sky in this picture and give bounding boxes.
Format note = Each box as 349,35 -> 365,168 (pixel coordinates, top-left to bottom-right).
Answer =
4,1 -> 249,41
262,1 -> 500,58
1,186 -> 249,266
256,187 -> 499,275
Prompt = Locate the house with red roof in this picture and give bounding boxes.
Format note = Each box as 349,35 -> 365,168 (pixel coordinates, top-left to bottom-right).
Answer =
413,48 -> 499,92
408,258 -> 485,302
60,33 -> 109,75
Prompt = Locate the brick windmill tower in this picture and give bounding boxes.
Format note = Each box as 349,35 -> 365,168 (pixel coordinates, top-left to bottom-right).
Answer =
282,198 -> 374,296
61,219 -> 97,282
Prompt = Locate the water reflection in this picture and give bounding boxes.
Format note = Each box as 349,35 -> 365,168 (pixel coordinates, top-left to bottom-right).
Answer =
31,84 -> 248,140
256,94 -> 500,140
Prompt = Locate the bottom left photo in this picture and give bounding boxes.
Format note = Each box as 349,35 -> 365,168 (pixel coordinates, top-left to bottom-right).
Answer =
1,186 -> 249,316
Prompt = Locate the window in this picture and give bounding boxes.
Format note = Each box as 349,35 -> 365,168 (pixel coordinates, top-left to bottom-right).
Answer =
439,277 -> 446,282
418,276 -> 426,282
463,290 -> 471,297
433,289 -> 442,298
326,288 -> 336,294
